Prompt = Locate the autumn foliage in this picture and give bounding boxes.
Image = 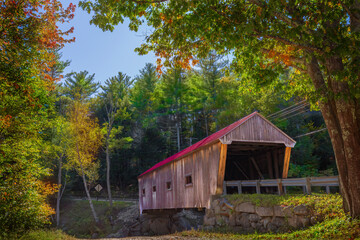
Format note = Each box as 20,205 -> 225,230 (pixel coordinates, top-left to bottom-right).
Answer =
0,0 -> 75,235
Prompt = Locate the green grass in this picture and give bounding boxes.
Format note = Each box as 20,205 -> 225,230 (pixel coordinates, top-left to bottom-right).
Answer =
179,217 -> 360,239
4,229 -> 76,240
60,199 -> 132,238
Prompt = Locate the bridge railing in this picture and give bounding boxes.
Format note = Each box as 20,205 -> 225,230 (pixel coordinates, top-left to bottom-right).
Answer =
223,176 -> 339,195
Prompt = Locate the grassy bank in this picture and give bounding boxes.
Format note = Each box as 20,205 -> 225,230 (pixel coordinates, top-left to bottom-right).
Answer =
59,199 -> 133,238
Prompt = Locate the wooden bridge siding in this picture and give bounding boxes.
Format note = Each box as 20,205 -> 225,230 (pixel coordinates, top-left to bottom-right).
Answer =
139,141 -> 222,211
221,114 -> 295,147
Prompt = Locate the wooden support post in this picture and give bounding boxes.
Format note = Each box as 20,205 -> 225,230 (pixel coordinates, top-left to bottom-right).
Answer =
273,150 -> 279,179
282,147 -> 292,179
326,186 -> 330,194
237,181 -> 242,194
249,158 -> 255,179
284,186 -> 287,194
266,152 -> 274,179
256,180 -> 261,194
250,157 -> 264,179
223,181 -> 227,195
216,143 -> 228,195
234,161 -> 249,180
277,179 -> 283,195
306,177 -> 311,194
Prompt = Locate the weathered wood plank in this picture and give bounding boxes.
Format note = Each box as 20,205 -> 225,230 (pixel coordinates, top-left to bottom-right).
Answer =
282,147 -> 291,179
216,143 -> 228,195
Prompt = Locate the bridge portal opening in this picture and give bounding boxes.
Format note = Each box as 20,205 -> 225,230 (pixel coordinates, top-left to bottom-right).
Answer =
224,141 -> 286,194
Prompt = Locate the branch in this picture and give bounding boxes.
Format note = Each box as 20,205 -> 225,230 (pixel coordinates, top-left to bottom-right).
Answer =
248,0 -> 315,36
253,30 -> 322,53
261,48 -> 307,73
339,0 -> 360,24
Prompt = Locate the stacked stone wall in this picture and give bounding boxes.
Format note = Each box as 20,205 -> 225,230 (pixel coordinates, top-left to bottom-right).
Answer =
204,196 -> 315,233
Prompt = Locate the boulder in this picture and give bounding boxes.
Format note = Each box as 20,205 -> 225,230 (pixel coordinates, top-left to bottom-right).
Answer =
203,215 -> 216,226
298,216 -> 310,227
235,202 -> 255,213
236,213 -> 251,228
248,214 -> 260,222
287,216 -> 302,228
256,206 -> 274,217
267,222 -> 278,232
262,217 -> 272,228
272,217 -> 285,227
294,205 -> 309,216
274,206 -> 286,217
149,217 -> 170,235
282,206 -> 294,216
205,209 -> 215,218
229,213 -> 237,226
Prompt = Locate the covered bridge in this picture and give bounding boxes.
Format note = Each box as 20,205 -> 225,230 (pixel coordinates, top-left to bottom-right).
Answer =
138,112 -> 296,213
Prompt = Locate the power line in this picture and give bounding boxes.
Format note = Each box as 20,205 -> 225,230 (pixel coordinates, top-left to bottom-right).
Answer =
267,100 -> 307,118
271,102 -> 309,119
292,128 -> 327,139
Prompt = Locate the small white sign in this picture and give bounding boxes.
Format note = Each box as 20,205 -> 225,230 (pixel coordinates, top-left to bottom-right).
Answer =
95,184 -> 103,192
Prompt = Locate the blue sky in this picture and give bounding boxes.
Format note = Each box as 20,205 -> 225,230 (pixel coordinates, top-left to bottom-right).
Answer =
60,1 -> 156,84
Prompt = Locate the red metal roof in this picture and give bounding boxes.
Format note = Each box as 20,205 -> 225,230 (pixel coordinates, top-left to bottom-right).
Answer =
138,112 -> 258,178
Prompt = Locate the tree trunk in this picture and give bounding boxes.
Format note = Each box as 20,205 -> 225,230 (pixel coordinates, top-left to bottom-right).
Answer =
106,132 -> 113,210
56,155 -> 63,227
80,168 -> 99,223
308,56 -> 360,218
77,144 -> 99,223
176,121 -> 180,152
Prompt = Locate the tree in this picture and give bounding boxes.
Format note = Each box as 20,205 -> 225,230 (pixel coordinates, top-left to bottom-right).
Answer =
187,53 -> 227,135
66,101 -> 102,223
154,67 -> 187,153
99,72 -> 133,210
50,116 -> 71,227
130,63 -> 166,173
81,0 -> 360,217
0,0 -> 74,235
64,70 -> 99,101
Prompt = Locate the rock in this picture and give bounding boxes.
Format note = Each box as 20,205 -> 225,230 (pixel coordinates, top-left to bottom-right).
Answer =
176,216 -> 192,230
214,204 -> 221,214
267,222 -> 278,232
250,222 -> 257,229
203,216 -> 216,226
215,215 -> 229,226
262,217 -> 272,228
274,206 -> 286,217
229,213 -> 237,226
310,216 -> 317,225
235,202 -> 255,213
236,213 -> 251,228
294,205 -> 309,216
149,217 -> 170,235
282,206 -> 294,216
248,214 -> 260,222
272,217 -> 285,227
298,216 -> 310,227
256,206 -> 274,217
205,209 -> 215,218
287,216 -> 302,228
211,199 -> 220,209
255,222 -> 266,233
